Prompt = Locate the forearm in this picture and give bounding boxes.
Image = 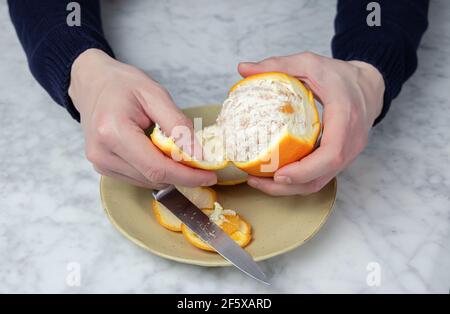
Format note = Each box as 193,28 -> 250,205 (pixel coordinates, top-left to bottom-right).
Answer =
332,0 -> 430,124
8,0 -> 114,121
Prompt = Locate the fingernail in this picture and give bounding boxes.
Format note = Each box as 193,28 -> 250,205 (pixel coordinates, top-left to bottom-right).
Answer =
274,175 -> 292,184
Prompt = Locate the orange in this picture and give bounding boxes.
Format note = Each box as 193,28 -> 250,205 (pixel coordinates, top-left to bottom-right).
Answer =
151,72 -> 320,179
152,186 -> 217,232
152,200 -> 183,232
214,163 -> 248,185
181,206 -> 252,252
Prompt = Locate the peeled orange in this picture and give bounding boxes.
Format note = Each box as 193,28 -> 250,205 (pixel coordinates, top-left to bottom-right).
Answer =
151,72 -> 321,179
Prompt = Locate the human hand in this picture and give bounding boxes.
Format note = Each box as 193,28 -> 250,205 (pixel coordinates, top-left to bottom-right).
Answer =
238,52 -> 385,196
69,49 -> 217,189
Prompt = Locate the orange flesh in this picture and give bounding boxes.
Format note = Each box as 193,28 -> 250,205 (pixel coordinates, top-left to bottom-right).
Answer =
279,103 -> 294,114
220,215 -> 241,234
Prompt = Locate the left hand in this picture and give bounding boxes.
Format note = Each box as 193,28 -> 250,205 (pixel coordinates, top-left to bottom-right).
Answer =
238,52 -> 385,196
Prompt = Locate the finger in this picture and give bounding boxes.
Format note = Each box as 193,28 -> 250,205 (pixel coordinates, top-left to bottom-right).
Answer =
135,83 -> 189,134
274,102 -> 350,184
95,165 -> 168,189
238,53 -> 327,107
134,84 -> 200,158
247,175 -> 332,196
238,52 -> 321,78
95,150 -> 153,183
238,59 -> 290,78
116,125 -> 217,187
85,141 -> 154,184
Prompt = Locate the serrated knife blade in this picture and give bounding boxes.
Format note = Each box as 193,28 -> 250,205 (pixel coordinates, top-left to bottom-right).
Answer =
152,185 -> 269,285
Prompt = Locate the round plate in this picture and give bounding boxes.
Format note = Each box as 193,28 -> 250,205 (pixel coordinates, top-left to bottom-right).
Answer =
100,105 -> 337,266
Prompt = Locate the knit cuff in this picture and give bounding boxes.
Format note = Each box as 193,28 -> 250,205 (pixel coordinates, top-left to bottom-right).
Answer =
29,24 -> 115,122
332,37 -> 405,125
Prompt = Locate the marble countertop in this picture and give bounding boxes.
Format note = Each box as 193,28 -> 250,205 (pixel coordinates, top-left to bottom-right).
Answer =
0,0 -> 449,293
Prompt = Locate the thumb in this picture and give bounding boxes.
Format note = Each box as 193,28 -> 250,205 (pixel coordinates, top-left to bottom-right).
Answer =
238,62 -> 261,78
145,90 -> 192,136
138,87 -> 201,159
238,57 -> 290,78
157,105 -> 202,160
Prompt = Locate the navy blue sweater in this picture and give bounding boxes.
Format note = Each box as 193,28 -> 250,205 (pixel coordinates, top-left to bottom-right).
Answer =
8,0 -> 429,124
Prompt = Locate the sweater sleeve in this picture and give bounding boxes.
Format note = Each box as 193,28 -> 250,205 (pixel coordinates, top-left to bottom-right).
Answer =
331,0 -> 429,125
8,0 -> 114,121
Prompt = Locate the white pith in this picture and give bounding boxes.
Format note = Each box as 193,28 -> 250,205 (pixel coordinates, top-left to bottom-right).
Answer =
217,79 -> 307,162
154,77 -> 311,163
209,202 -> 236,226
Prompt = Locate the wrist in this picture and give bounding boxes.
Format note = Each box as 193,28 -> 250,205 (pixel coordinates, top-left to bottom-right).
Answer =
69,48 -> 115,114
348,60 -> 385,125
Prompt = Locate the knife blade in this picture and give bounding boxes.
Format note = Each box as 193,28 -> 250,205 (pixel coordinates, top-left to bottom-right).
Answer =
152,185 -> 269,285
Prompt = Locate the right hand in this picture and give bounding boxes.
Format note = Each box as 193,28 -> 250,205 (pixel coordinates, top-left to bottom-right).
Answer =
69,49 -> 217,189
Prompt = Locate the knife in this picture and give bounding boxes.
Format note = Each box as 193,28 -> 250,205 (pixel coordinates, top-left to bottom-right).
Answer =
152,185 -> 269,285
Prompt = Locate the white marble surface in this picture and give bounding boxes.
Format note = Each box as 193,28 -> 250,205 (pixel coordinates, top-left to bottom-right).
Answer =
0,0 -> 449,293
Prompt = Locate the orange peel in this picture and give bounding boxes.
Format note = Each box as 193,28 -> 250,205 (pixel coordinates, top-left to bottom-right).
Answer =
152,186 -> 217,232
181,207 -> 252,252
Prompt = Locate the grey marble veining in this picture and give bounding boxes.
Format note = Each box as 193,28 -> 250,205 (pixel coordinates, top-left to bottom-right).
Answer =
0,0 -> 449,293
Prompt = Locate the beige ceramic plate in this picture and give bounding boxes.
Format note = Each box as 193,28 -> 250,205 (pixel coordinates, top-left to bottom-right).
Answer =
100,105 -> 337,267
